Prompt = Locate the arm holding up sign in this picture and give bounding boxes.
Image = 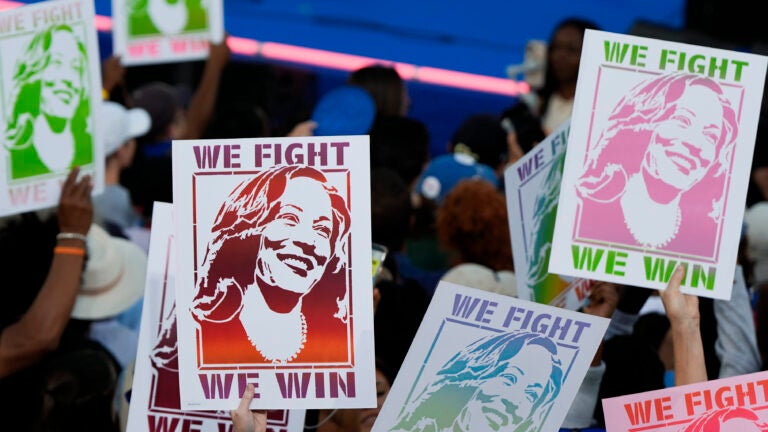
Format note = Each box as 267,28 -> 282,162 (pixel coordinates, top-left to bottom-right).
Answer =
183,33 -> 230,140
0,167 -> 93,377
659,265 -> 708,386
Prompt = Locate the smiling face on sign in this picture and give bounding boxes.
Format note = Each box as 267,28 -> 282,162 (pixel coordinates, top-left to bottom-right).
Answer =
643,83 -> 724,192
40,29 -> 85,121
254,176 -> 334,296
459,344 -> 554,430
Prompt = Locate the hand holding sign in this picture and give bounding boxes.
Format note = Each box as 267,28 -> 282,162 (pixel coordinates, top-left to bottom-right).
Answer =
659,265 -> 707,386
230,384 -> 267,432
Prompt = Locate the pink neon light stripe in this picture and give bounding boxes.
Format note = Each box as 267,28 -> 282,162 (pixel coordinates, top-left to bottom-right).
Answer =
0,0 -> 20,10
94,14 -> 112,32
0,0 -> 527,96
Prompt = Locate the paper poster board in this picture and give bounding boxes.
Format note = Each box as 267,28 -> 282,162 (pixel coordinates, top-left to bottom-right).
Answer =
373,281 -> 610,432
549,29 -> 768,300
603,370 -> 768,432
172,136 -> 376,410
0,0 -> 104,217
112,0 -> 224,66
505,120 -> 594,309
126,202 -> 306,432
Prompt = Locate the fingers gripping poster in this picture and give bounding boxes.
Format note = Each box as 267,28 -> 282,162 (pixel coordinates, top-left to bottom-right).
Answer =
112,0 -> 224,65
126,202 -> 305,432
0,0 -> 104,217
172,136 -> 376,410
373,281 -> 609,432
549,30 -> 768,300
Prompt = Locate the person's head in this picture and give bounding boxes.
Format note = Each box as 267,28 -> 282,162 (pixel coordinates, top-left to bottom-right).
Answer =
348,64 -> 410,116
39,342 -> 121,432
100,101 -> 151,168
369,114 -> 430,188
436,178 -> 514,271
682,407 -> 768,432
449,113 -> 509,173
131,81 -> 185,143
371,167 -> 412,254
317,361 -> 394,432
5,24 -> 89,147
399,330 -> 563,432
577,73 -> 739,206
192,165 -> 351,320
541,18 -> 600,96
500,102 -> 546,156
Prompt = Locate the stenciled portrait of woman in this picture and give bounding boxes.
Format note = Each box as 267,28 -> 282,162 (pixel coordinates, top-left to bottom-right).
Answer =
127,0 -> 209,36
391,330 -> 564,432
681,407 -> 768,432
3,23 -> 93,181
575,72 -> 739,259
190,164 -> 352,365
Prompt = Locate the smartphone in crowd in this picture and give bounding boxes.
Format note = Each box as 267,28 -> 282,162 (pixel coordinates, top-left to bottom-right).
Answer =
372,243 -> 388,284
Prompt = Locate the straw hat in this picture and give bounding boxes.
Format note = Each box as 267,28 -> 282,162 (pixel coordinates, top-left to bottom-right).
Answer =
71,224 -> 148,320
441,263 -> 517,298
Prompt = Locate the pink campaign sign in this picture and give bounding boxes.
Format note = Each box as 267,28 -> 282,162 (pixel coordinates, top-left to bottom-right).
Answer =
549,30 -> 768,300
603,370 -> 768,432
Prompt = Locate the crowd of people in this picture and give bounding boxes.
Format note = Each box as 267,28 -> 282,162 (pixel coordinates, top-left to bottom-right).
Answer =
4,13 -> 768,432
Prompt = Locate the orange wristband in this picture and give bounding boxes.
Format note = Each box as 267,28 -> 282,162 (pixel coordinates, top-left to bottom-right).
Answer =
54,246 -> 85,257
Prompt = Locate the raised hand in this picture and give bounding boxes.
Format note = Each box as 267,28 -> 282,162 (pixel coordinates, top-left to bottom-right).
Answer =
230,384 -> 267,432
58,166 -> 93,236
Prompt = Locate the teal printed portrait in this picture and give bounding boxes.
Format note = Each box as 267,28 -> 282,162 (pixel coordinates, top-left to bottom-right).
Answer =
4,23 -> 93,181
391,330 -> 565,432
127,0 -> 209,36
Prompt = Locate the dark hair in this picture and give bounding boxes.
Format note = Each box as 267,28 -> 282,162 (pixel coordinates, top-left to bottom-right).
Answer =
348,64 -> 406,116
633,312 -> 671,352
536,17 -> 600,117
500,102 -> 546,155
39,341 -> 121,432
371,167 -> 412,253
450,113 -> 508,170
0,213 -> 54,327
131,81 -> 181,144
369,114 -> 430,186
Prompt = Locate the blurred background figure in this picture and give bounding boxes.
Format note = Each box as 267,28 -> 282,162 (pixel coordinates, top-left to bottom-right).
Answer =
448,113 -> 510,178
120,36 -> 231,224
93,101 -> 151,242
312,360 -> 394,432
348,64 -> 410,117
406,153 -> 498,295
531,17 -> 601,135
436,178 -> 517,297
499,101 -> 547,165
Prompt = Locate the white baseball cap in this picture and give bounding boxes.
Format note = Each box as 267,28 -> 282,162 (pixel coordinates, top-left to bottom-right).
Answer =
101,101 -> 151,156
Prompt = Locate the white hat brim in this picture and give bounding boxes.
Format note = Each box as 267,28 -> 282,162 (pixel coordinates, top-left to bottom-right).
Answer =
126,108 -> 152,140
71,236 -> 148,320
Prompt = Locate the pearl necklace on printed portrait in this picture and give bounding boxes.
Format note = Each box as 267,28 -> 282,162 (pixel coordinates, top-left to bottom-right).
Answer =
239,285 -> 307,363
620,173 -> 682,249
